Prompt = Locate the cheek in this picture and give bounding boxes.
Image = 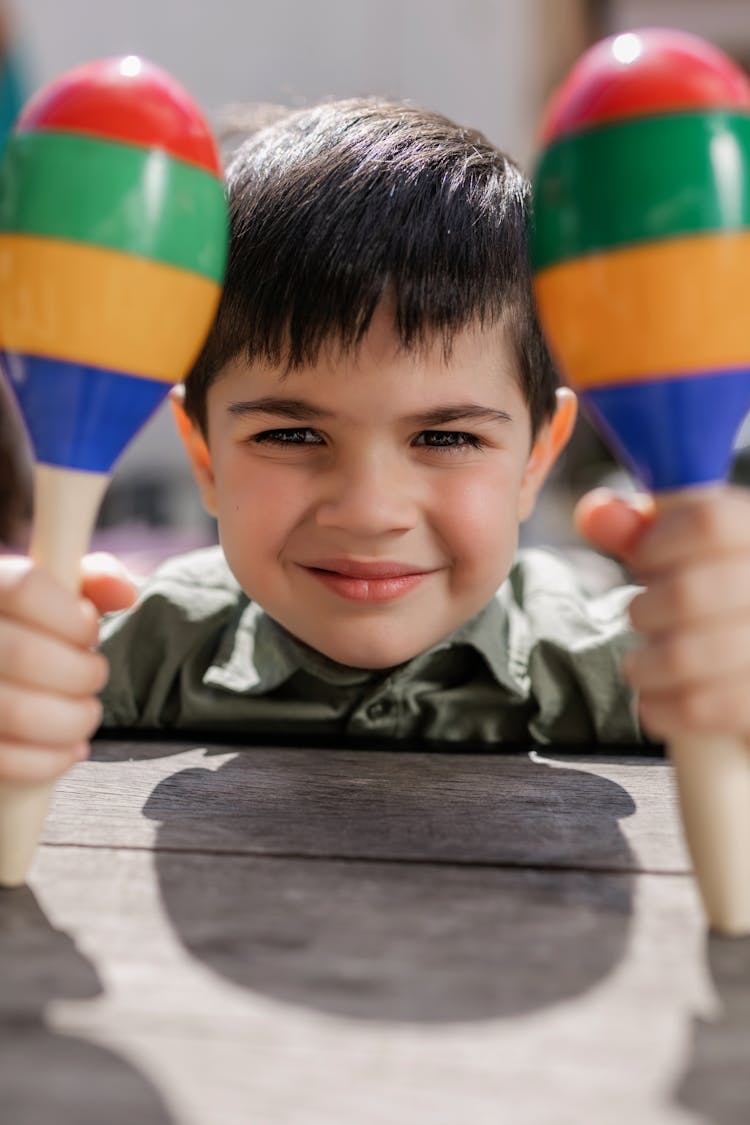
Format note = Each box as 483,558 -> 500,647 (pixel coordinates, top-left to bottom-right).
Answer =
434,466 -> 521,566
213,459 -> 303,547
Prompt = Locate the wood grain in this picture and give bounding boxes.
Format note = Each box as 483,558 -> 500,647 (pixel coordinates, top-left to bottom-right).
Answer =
2,739 -> 747,1124
43,741 -> 690,873
0,845 -> 710,1125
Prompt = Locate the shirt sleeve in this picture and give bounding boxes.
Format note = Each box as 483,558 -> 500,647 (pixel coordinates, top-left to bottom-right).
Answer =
98,548 -> 243,730
508,550 -> 645,746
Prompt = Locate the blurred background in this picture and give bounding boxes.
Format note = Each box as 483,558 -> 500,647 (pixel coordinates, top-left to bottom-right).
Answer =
1,0 -> 750,569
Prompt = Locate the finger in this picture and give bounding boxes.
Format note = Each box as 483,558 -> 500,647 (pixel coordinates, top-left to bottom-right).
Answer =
0,560 -> 99,647
80,553 -> 139,615
0,618 -> 109,695
624,614 -> 750,692
0,741 -> 89,785
629,555 -> 750,633
0,681 -> 102,746
629,487 -> 750,574
574,488 -> 654,562
638,673 -> 750,740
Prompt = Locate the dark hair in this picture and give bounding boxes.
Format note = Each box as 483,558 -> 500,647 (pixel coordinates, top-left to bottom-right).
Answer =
185,98 -> 557,435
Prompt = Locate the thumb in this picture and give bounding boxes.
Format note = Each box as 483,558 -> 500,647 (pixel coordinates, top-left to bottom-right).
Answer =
80,552 -> 139,614
574,487 -> 655,563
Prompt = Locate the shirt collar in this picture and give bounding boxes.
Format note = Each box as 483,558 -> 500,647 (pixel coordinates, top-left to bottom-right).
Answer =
203,599 -> 378,694
407,585 -> 531,699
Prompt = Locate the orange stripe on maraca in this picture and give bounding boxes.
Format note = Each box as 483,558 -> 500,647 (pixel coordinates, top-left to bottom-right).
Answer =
0,234 -> 221,382
533,230 -> 750,389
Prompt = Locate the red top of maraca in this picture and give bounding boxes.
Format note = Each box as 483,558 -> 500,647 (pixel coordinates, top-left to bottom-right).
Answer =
16,55 -> 222,175
539,27 -> 750,144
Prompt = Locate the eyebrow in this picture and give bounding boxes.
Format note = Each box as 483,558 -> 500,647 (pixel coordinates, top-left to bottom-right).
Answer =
406,405 -> 513,426
227,397 -> 513,426
227,397 -> 333,421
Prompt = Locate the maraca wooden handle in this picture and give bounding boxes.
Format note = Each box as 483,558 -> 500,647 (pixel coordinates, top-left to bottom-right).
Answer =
0,464 -> 108,887
669,732 -> 750,934
652,490 -> 750,934
28,464 -> 109,591
0,784 -> 55,886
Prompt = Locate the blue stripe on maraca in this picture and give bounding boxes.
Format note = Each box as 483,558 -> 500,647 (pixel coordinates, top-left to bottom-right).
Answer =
1,352 -> 170,473
582,368 -> 750,492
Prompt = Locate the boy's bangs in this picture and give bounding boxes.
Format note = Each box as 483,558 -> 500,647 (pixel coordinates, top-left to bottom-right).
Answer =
186,100 -> 557,433
226,101 -> 529,367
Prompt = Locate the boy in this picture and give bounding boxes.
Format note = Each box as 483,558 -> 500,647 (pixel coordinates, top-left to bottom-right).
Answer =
1,98 -> 750,780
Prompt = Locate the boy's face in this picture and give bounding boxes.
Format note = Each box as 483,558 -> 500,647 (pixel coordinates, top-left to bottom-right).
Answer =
185,304 -> 574,668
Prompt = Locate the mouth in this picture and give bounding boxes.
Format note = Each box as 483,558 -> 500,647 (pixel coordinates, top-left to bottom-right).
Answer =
300,559 -> 437,602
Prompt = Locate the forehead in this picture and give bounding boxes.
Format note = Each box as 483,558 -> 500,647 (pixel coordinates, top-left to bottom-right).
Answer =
210,305 -> 525,408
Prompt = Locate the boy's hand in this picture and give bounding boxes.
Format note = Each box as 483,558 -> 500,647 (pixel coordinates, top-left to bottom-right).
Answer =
79,552 -> 140,614
0,554 -> 137,784
577,486 -> 750,742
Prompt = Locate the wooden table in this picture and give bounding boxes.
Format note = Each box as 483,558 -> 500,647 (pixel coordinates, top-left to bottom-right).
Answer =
2,738 -> 749,1124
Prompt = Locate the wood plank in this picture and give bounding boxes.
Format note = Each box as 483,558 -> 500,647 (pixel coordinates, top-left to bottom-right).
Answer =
43,740 -> 690,873
4,843 -> 732,1125
8,745 -> 750,1124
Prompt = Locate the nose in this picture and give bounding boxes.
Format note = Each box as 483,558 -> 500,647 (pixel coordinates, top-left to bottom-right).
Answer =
315,447 -> 419,537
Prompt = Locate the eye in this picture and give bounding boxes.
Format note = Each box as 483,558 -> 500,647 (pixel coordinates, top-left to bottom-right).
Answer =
413,430 -> 484,452
252,428 -> 325,446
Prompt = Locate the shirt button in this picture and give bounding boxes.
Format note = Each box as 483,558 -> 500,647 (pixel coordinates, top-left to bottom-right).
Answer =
367,698 -> 393,721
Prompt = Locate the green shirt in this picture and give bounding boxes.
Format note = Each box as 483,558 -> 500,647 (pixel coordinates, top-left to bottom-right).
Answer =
98,546 -> 642,747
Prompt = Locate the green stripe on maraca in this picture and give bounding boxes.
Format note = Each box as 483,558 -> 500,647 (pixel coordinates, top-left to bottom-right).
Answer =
533,110 -> 750,269
0,233 -> 221,381
0,130 -> 226,281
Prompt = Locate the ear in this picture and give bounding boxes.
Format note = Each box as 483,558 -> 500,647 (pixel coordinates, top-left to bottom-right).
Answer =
168,386 -> 218,517
517,387 -> 577,521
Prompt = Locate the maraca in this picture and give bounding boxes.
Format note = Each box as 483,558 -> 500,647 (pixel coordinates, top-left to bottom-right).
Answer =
0,56 -> 227,885
531,28 -> 750,933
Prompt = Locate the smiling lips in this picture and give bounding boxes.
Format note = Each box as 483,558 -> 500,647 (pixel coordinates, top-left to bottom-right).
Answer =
302,559 -> 436,602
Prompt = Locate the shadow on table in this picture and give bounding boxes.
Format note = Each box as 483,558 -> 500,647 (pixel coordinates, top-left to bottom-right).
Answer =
0,886 -> 174,1125
143,750 -> 637,1023
675,935 -> 750,1125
